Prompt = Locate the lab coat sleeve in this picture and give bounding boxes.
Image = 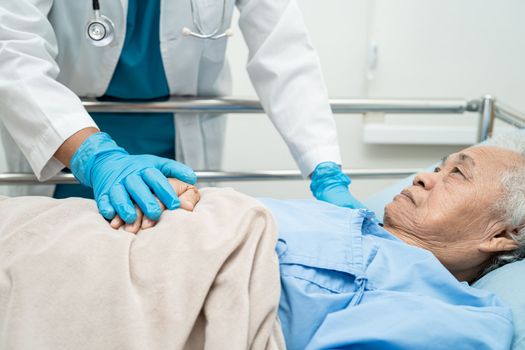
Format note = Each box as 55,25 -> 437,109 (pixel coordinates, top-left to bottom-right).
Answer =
236,0 -> 342,177
0,1 -> 97,180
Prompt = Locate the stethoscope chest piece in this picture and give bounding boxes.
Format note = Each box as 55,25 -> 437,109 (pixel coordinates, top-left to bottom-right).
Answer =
86,12 -> 115,47
86,1 -> 115,47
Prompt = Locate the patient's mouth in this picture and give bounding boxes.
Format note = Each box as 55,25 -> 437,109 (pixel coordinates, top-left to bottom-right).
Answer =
400,190 -> 415,204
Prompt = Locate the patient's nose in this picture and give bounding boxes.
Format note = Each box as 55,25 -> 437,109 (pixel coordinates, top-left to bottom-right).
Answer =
413,172 -> 436,190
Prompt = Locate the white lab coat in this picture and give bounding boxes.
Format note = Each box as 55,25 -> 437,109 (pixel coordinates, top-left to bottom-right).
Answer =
0,0 -> 341,197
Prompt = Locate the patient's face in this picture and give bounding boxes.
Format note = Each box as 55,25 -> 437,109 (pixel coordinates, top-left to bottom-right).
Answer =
384,146 -> 521,276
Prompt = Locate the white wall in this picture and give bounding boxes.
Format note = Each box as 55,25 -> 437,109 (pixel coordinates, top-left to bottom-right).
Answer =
220,0 -> 525,200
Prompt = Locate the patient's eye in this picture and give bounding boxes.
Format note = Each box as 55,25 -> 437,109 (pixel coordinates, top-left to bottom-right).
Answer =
451,167 -> 465,177
434,167 -> 441,173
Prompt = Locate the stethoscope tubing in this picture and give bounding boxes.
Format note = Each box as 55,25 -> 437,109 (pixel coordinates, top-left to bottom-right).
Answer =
86,0 -> 233,46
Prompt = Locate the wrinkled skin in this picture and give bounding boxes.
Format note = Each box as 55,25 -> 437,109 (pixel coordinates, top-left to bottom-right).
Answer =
384,146 -> 523,282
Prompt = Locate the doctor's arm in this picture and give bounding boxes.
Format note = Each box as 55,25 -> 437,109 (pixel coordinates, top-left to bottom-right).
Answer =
0,1 -> 196,224
0,0 -> 98,180
236,0 -> 363,209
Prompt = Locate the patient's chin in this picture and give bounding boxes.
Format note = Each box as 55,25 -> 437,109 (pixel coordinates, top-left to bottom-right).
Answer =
383,203 -> 393,223
383,199 -> 399,226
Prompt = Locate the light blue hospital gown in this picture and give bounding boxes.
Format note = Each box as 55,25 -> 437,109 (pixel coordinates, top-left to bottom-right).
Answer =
259,198 -> 514,350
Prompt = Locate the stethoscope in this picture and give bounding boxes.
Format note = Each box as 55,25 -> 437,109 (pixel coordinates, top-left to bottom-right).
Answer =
86,0 -> 233,47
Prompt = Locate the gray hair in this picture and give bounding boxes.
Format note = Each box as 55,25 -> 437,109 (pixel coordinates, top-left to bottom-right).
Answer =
476,131 -> 525,276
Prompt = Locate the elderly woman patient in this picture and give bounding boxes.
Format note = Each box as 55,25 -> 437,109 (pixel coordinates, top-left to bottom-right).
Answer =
1,134 -> 524,350
265,137 -> 524,350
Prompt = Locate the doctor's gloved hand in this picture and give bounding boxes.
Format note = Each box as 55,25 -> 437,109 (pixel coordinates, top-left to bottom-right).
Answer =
310,161 -> 365,209
109,178 -> 200,234
70,132 -> 197,224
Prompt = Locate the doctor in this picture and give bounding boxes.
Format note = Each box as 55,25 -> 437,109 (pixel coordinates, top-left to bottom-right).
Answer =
0,0 -> 363,225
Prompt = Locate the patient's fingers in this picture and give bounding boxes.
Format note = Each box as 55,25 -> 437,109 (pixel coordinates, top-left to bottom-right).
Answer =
179,185 -> 200,211
168,178 -> 190,196
110,214 -> 125,229
141,217 -> 156,230
140,183 -> 199,230
110,206 -> 143,234
142,198 -> 165,230
124,205 -> 143,234
166,178 -> 200,210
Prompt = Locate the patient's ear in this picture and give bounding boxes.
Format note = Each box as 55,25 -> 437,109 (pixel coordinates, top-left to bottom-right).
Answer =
479,228 -> 519,254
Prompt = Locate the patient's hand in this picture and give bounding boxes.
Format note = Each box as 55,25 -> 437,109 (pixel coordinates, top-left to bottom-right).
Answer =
109,178 -> 200,234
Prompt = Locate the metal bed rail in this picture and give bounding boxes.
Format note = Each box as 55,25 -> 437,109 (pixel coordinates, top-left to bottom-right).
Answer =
83,96 -> 525,140
494,102 -> 525,129
0,96 -> 523,185
83,97 -> 479,114
0,169 -> 423,185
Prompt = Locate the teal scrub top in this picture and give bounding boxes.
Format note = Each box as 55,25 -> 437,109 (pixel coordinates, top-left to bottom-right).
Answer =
259,198 -> 514,350
55,0 -> 174,199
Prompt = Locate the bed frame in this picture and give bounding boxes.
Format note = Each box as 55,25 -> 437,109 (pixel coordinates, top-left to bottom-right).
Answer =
0,95 -> 523,185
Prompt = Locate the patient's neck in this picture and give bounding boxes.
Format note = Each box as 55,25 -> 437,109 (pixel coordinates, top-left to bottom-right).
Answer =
383,224 -> 480,283
383,224 -> 431,250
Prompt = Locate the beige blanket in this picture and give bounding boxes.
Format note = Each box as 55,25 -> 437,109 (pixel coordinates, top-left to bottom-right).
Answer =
0,188 -> 285,350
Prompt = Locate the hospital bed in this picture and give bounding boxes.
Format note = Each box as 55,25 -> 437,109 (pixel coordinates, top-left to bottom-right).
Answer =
0,95 -> 524,348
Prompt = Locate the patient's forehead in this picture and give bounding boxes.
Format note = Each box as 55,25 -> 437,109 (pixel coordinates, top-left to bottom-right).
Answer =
445,146 -> 523,176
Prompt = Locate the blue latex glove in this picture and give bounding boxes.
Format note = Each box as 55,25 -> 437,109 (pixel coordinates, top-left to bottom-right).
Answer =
70,132 -> 197,223
310,161 -> 365,209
